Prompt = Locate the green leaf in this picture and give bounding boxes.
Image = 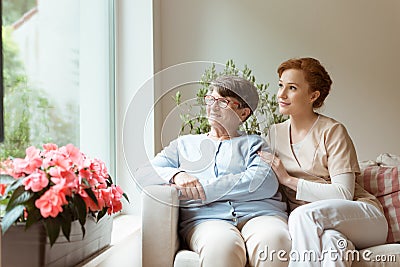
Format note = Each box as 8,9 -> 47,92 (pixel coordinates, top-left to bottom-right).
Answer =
4,178 -> 23,196
6,185 -> 33,212
73,195 -> 87,226
25,207 -> 42,230
123,192 -> 129,203
60,215 -> 72,242
81,224 -> 86,239
0,174 -> 16,184
1,205 -> 24,233
106,176 -> 113,186
81,178 -> 90,187
44,218 -> 61,247
96,207 -> 107,222
175,91 -> 181,105
84,188 -> 98,206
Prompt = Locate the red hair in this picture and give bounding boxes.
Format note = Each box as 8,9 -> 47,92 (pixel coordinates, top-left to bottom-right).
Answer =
277,58 -> 332,108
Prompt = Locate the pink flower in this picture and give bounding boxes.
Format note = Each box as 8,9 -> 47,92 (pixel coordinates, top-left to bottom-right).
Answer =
1,143 -> 127,247
24,146 -> 43,173
22,170 -> 49,192
79,168 -> 92,180
0,184 -> 7,195
60,144 -> 84,167
51,153 -> 72,171
101,185 -> 124,214
41,152 -> 56,169
108,201 -> 122,214
42,143 -> 58,151
35,188 -> 67,218
79,158 -> 109,187
79,189 -> 105,212
26,146 -> 41,160
91,158 -> 109,179
50,170 -> 78,193
41,144 -> 60,168
12,158 -> 29,174
12,146 -> 43,174
0,159 -> 21,178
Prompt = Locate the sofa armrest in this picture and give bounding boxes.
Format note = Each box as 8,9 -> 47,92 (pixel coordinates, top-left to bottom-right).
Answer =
141,185 -> 180,267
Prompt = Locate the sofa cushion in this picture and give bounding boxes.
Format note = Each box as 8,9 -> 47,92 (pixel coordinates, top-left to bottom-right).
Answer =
377,153 -> 400,167
378,191 -> 400,243
359,166 -> 399,198
358,154 -> 400,243
352,243 -> 400,267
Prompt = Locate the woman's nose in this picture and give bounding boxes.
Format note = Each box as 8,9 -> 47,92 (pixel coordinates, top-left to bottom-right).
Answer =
210,101 -> 220,110
277,87 -> 287,99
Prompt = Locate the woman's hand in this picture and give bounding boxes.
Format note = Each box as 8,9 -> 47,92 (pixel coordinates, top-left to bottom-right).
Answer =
257,151 -> 298,190
172,172 -> 206,201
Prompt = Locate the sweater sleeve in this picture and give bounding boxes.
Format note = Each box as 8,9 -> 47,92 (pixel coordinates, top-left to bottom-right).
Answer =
296,172 -> 355,202
325,123 -> 361,176
202,137 -> 280,203
133,139 -> 182,188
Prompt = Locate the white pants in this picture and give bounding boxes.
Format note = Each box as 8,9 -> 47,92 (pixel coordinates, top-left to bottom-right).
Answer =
186,216 -> 291,267
288,199 -> 388,267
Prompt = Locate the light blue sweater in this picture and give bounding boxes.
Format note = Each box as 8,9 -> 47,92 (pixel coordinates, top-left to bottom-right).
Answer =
136,133 -> 288,239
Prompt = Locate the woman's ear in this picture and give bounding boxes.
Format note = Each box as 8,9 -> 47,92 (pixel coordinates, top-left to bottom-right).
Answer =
310,91 -> 321,103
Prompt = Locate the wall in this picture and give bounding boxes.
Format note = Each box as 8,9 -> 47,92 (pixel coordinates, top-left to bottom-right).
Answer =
154,0 -> 400,161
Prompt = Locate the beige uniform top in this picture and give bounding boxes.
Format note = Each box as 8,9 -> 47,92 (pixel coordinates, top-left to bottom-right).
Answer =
267,114 -> 383,213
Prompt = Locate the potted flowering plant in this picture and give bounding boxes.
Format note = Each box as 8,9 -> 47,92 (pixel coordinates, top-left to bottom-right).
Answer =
0,143 -> 129,247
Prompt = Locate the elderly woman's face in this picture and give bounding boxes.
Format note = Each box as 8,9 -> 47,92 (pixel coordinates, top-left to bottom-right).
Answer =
205,89 -> 245,132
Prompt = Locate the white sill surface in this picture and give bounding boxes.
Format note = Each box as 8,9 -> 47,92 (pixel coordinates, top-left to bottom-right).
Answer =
109,214 -> 141,245
78,214 -> 141,267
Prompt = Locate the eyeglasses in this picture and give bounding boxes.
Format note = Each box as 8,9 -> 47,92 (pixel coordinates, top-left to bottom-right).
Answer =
204,95 -> 240,109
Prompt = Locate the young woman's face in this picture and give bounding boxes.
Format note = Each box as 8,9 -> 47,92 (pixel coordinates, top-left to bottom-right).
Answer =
277,69 -> 318,116
206,89 -> 248,132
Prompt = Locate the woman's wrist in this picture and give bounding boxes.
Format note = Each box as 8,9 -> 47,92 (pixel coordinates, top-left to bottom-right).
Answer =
283,175 -> 298,191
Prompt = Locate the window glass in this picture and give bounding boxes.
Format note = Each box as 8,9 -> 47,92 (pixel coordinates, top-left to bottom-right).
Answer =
1,0 -> 79,158
1,0 -> 114,174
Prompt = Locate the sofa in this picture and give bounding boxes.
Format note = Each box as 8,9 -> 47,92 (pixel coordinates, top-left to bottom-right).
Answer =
141,153 -> 400,267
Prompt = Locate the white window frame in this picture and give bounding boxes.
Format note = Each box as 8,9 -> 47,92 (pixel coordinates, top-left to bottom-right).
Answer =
79,0 -> 116,180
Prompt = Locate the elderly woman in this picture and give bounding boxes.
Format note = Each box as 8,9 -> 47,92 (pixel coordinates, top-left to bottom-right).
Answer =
137,75 -> 290,267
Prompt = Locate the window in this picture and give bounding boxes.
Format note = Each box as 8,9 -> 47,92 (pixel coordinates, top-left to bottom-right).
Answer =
0,1 -> 3,142
1,0 -> 115,176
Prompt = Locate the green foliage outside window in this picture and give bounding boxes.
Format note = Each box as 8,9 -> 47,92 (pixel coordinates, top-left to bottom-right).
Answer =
1,26 -> 78,160
2,0 -> 36,26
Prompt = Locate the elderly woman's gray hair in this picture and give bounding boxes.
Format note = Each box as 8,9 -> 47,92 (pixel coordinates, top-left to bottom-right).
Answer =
210,75 -> 259,114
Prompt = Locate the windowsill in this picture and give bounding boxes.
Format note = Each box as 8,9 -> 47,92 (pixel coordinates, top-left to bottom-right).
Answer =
78,214 -> 141,267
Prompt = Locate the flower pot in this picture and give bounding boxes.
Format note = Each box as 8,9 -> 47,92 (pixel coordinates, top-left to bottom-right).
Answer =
0,216 -> 112,267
